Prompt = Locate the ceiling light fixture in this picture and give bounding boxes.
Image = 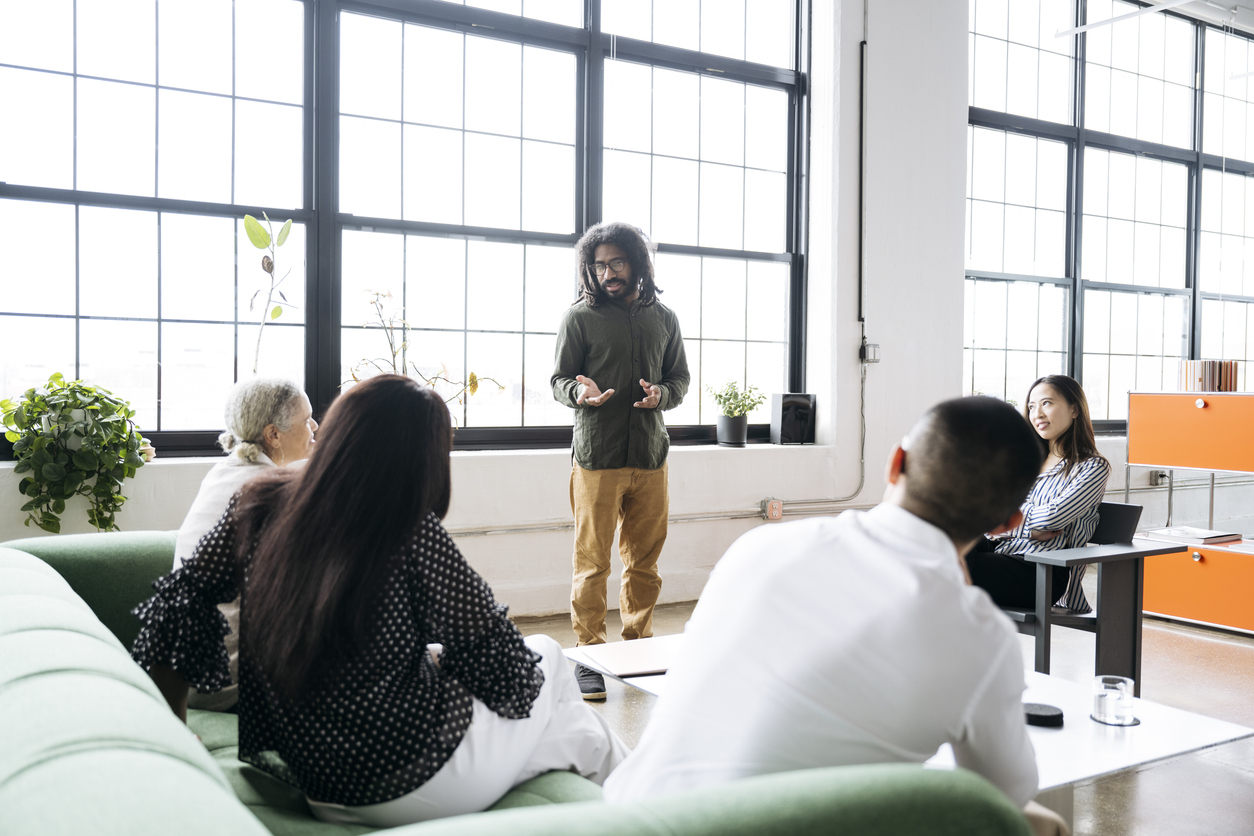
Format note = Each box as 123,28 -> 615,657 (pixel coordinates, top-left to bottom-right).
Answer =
1055,0 -> 1194,38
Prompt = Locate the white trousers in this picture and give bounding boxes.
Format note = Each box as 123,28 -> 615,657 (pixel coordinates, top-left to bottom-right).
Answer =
307,634 -> 630,828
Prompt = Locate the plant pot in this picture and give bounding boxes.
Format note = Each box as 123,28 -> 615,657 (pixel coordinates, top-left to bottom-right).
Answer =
716,414 -> 749,447
41,410 -> 87,450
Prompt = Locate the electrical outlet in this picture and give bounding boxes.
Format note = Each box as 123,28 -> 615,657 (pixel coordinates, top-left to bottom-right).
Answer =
860,343 -> 880,363
1149,470 -> 1168,487
761,498 -> 784,520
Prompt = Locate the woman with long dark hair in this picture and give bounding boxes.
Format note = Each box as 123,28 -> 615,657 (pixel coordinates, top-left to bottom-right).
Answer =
131,375 -> 627,827
966,375 -> 1112,613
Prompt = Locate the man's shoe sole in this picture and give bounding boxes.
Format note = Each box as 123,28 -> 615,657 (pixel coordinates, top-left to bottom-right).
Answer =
581,689 -> 607,701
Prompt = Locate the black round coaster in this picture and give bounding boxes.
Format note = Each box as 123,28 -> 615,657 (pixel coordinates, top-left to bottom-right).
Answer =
1024,702 -> 1064,727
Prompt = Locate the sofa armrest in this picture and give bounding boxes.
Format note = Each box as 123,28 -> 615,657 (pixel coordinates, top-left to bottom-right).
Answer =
1,530 -> 177,649
383,764 -> 1032,836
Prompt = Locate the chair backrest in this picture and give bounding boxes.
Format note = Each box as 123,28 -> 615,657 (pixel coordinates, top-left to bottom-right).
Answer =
1090,502 -> 1143,545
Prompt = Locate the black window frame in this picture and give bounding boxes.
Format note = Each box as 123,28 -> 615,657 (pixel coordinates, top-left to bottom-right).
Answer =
966,0 -> 1254,434
0,0 -> 810,457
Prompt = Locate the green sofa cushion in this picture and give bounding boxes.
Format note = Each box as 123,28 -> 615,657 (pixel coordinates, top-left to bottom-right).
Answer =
2,749 -> 267,836
0,546 -> 270,836
378,763 -> 1033,836
1,530 -> 177,649
486,769 -> 605,809
187,711 -> 605,836
0,626 -> 157,696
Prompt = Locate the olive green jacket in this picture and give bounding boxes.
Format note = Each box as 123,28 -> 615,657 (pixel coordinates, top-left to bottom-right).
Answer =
551,298 -> 690,470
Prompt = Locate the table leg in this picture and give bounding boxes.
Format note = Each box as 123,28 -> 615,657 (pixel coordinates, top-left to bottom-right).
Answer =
1034,561 -> 1054,675
1034,785 -> 1074,832
1094,558 -> 1144,697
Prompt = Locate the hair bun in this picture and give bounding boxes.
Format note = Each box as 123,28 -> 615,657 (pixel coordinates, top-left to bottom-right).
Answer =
235,441 -> 265,463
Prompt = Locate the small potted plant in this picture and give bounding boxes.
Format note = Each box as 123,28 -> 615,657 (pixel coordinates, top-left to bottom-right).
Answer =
708,381 -> 767,448
1,373 -> 152,533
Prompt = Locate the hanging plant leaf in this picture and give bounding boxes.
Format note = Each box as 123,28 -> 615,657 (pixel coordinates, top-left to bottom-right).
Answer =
277,218 -> 292,247
271,305 -> 283,320
244,214 -> 271,249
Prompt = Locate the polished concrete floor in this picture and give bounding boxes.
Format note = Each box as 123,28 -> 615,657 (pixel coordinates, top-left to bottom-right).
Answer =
515,585 -> 1254,836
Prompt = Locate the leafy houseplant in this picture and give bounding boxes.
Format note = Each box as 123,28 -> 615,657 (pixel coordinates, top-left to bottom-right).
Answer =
708,381 -> 768,448
1,374 -> 151,533
244,212 -> 298,375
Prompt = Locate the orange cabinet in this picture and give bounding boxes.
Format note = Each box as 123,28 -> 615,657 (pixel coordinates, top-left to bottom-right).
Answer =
1130,392 -> 1254,633
1143,546 -> 1254,633
1128,392 -> 1254,473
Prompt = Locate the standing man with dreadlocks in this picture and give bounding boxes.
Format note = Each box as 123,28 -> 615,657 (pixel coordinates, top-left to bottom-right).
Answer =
552,222 -> 690,700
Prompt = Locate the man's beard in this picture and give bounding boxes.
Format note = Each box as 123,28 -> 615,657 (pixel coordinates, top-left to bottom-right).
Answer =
600,277 -> 632,297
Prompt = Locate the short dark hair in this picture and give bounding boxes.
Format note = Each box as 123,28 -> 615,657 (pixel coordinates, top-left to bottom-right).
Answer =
573,221 -> 660,307
237,375 -> 453,698
902,396 -> 1044,543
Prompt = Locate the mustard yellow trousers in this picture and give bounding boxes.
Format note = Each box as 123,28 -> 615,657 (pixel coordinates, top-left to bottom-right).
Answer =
569,464 -> 668,646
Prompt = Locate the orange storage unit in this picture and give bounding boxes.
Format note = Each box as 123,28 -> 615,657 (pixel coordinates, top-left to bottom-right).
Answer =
1127,392 -> 1254,473
1143,547 -> 1254,633
1129,392 -> 1254,633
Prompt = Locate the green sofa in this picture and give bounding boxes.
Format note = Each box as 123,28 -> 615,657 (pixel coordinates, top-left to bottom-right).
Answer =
0,531 -> 1032,836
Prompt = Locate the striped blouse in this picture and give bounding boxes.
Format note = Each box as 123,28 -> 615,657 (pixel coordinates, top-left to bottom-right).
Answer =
994,455 -> 1112,612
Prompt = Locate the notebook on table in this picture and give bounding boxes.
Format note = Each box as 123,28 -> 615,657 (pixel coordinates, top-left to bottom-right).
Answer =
579,634 -> 685,677
1144,526 -> 1241,546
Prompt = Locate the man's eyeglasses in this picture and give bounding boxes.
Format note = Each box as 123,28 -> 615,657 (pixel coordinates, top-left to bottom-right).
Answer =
591,258 -> 628,276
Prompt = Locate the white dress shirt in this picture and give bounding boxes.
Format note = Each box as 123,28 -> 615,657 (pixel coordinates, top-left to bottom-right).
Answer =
602,503 -> 1038,807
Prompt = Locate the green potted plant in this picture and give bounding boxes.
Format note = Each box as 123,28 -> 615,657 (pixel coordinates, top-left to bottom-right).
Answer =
708,381 -> 767,447
1,373 -> 152,533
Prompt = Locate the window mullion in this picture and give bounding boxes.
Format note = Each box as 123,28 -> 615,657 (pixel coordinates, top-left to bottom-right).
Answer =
313,0 -> 341,417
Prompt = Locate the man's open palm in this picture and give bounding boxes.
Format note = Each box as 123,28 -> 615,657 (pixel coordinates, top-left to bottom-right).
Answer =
634,379 -> 661,409
576,375 -> 615,406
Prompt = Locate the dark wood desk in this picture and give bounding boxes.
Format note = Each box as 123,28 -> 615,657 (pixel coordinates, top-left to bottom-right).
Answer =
1005,539 -> 1186,696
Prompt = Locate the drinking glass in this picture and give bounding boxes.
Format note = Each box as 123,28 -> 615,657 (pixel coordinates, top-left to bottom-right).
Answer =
1092,675 -> 1138,726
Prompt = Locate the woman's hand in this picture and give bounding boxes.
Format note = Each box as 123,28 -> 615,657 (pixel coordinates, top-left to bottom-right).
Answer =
1029,529 -> 1062,542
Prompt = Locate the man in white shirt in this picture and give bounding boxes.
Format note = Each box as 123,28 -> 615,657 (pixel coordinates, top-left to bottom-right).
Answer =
602,396 -> 1042,808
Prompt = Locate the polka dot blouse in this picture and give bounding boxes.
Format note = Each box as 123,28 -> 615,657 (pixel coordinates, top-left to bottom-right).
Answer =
131,499 -> 545,806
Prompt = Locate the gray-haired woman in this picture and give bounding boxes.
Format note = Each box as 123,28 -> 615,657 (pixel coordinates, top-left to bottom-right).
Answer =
173,377 -> 317,710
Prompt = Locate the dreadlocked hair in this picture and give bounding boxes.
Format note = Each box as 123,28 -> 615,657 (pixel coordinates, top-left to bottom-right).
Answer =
573,221 -> 661,307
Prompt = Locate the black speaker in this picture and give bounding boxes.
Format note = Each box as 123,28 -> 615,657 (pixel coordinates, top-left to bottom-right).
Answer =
770,394 -> 816,444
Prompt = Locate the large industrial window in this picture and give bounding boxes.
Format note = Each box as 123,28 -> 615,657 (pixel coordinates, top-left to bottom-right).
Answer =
0,0 -> 806,453
967,0 -> 1254,427
0,0 -> 307,438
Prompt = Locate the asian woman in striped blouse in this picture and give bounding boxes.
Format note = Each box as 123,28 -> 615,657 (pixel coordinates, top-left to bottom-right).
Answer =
967,375 -> 1112,613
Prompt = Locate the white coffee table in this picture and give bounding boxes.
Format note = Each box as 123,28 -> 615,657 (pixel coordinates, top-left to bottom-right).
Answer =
566,646 -> 1253,828
930,671 -> 1253,826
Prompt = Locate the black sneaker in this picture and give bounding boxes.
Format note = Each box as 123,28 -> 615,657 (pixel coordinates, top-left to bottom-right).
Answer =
575,664 -> 607,700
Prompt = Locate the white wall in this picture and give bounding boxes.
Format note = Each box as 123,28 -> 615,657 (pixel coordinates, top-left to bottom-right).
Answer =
0,0 -> 982,618
0,446 -> 844,616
